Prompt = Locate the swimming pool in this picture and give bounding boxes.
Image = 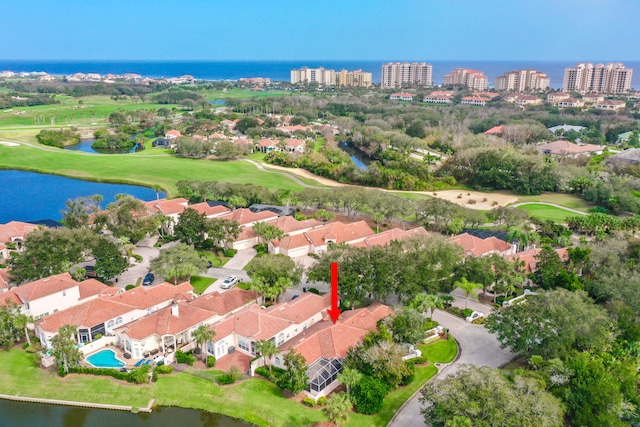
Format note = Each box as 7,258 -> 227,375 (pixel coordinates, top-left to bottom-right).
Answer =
86,349 -> 126,368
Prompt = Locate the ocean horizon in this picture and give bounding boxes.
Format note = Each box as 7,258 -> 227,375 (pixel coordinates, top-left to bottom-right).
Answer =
1,60 -> 640,90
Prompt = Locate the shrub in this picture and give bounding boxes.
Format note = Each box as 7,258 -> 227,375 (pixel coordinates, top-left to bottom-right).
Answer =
316,396 -> 327,406
407,355 -> 429,366
255,366 -> 269,377
216,374 -> 235,385
424,320 -> 439,330
125,285 -> 136,291
207,355 -> 216,368
200,239 -> 215,250
400,361 -> 415,386
463,308 -> 473,318
175,350 -> 195,365
94,334 -> 103,340
22,343 -> 29,349
441,295 -> 454,308
155,365 -> 174,374
224,249 -> 237,257
308,287 -> 321,295
255,243 -> 268,256
302,397 -> 315,407
132,254 -> 143,263
151,370 -> 158,382
351,375 -> 389,414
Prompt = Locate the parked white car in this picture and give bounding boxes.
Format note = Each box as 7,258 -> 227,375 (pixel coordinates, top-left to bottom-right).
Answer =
221,276 -> 239,289
466,311 -> 484,323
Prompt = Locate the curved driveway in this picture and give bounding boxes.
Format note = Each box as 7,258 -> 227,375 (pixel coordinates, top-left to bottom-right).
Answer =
388,309 -> 515,427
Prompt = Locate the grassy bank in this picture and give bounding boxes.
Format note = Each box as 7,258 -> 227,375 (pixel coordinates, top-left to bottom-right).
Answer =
0,337 -> 457,427
0,140 -> 311,196
516,204 -> 583,223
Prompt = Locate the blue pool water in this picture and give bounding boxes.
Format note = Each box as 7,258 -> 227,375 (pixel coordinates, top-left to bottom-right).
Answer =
86,349 -> 125,368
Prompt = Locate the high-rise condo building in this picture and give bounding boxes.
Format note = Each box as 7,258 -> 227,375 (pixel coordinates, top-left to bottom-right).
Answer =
563,63 -> 633,94
381,62 -> 433,88
495,69 -> 550,92
335,69 -> 373,87
443,68 -> 489,91
290,67 -> 336,85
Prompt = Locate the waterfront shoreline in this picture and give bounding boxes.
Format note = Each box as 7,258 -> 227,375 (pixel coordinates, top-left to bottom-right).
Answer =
0,393 -> 154,413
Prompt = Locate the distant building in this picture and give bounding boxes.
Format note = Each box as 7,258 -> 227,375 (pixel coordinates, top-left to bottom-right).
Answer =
423,91 -> 455,104
547,92 -> 571,104
595,100 -> 626,111
504,93 -> 543,107
238,77 -> 271,86
495,69 -> 550,92
381,62 -> 433,88
335,69 -> 372,87
563,62 -> 633,94
536,140 -> 603,157
389,93 -> 415,102
443,68 -> 488,91
290,67 -> 336,85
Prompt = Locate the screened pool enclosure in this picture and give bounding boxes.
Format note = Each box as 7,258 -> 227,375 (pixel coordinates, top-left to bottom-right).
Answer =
306,357 -> 343,394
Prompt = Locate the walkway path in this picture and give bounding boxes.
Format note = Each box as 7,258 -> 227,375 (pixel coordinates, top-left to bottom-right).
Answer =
510,201 -> 588,215
388,304 -> 515,427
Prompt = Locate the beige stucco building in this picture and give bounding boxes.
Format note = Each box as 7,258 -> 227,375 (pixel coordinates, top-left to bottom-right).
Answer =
381,62 -> 433,88
563,62 -> 633,94
495,69 -> 550,92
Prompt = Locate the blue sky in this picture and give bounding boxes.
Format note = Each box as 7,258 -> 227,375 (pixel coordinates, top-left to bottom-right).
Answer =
1,0 -> 638,60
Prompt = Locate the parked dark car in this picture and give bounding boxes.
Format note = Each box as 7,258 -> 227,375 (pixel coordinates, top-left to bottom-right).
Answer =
142,273 -> 155,286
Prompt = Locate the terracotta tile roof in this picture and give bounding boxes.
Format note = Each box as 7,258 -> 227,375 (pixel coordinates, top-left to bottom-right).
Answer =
78,279 -> 113,301
209,133 -> 227,140
449,233 -> 512,257
484,125 -> 505,135
303,221 -> 374,247
0,291 -> 21,306
267,217 -> 321,234
144,198 -> 189,216
283,303 -> 390,362
279,125 -> 313,133
38,298 -> 134,333
0,221 -> 39,243
188,202 -> 231,217
188,288 -> 256,314
13,273 -> 79,302
117,302 -> 217,340
537,140 -> 603,155
276,233 -> 312,251
264,293 -> 331,324
166,130 -> 181,137
284,138 -> 306,148
391,93 -> 415,97
236,226 -> 258,241
109,282 -> 194,309
358,227 -> 429,248
218,209 -> 279,226
505,247 -> 569,274
258,139 -> 279,147
0,268 -> 10,291
233,138 -> 253,146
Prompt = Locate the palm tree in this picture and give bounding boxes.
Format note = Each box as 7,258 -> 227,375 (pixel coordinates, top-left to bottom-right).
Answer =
192,324 -> 216,362
455,277 -> 483,309
337,368 -> 362,395
255,339 -> 278,372
372,212 -> 384,233
13,312 -> 33,346
410,294 -> 444,319
92,194 -> 104,211
322,392 -> 353,427
228,195 -> 247,210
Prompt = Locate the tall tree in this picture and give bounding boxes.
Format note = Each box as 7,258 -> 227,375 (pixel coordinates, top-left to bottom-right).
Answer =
0,302 -> 22,348
91,237 -> 128,281
252,222 -> 285,245
174,208 -> 207,246
282,349 -> 308,395
255,339 -> 278,372
100,195 -> 158,244
410,293 -> 444,319
206,218 -> 241,249
485,289 -> 616,359
420,365 -> 564,427
13,311 -> 34,346
337,367 -> 362,396
322,392 -> 353,427
192,324 -> 216,362
454,277 -> 483,309
51,325 -> 82,374
246,254 -> 302,302
150,243 -> 209,285
61,196 -> 100,229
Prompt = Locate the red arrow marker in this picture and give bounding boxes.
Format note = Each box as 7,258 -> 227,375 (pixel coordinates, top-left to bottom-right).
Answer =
327,262 -> 341,323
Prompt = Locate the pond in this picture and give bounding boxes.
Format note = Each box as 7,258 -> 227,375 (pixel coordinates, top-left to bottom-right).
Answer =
65,139 -> 143,154
338,141 -> 370,171
0,170 -> 165,224
0,399 -> 252,427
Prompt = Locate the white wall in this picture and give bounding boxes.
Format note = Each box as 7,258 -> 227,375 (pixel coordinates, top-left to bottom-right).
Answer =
29,286 -> 81,319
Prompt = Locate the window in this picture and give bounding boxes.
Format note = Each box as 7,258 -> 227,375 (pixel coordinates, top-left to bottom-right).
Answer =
238,338 -> 250,353
275,357 -> 281,366
62,290 -> 66,297
24,302 -> 30,310
277,333 -> 285,346
125,341 -> 132,352
115,317 -> 123,326
107,320 -> 115,329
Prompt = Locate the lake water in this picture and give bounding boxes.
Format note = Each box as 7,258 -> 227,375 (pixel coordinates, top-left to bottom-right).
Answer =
65,140 -> 142,154
0,170 -> 165,223
339,141 -> 370,171
0,399 -> 252,427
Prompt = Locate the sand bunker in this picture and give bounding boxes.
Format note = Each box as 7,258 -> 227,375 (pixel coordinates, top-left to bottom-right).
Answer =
0,141 -> 19,147
430,190 -> 518,210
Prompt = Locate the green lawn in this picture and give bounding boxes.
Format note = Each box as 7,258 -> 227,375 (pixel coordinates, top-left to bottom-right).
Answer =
516,204 -> 584,223
197,88 -> 289,100
419,336 -> 458,363
514,193 -> 592,211
198,251 -> 231,267
190,276 -> 216,295
0,139 -> 308,196
0,337 -> 457,427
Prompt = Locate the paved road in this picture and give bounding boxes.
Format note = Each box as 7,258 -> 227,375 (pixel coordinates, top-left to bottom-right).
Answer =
388,307 -> 515,427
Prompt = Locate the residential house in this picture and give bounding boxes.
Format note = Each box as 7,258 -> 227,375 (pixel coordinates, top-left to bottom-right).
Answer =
449,233 -> 515,257
188,202 -> 231,218
0,269 -> 11,293
0,273 -> 115,320
257,139 -> 280,153
390,93 -> 415,102
595,100 -> 626,111
278,125 -> 314,134
0,221 -> 39,260
36,282 -> 194,349
536,140 -> 604,157
505,247 -> 569,275
143,198 -> 189,234
216,209 -> 280,250
460,96 -> 488,106
115,288 -> 256,359
423,91 -> 454,104
583,94 -> 605,103
547,92 -> 571,104
274,221 -> 375,257
557,98 -> 584,109
284,138 -> 306,153
504,94 -> 542,107
266,217 -> 323,254
165,130 -> 182,139
605,148 -> 640,167
353,226 -> 430,248
278,302 -> 391,398
484,125 -> 505,136
249,204 -> 297,217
